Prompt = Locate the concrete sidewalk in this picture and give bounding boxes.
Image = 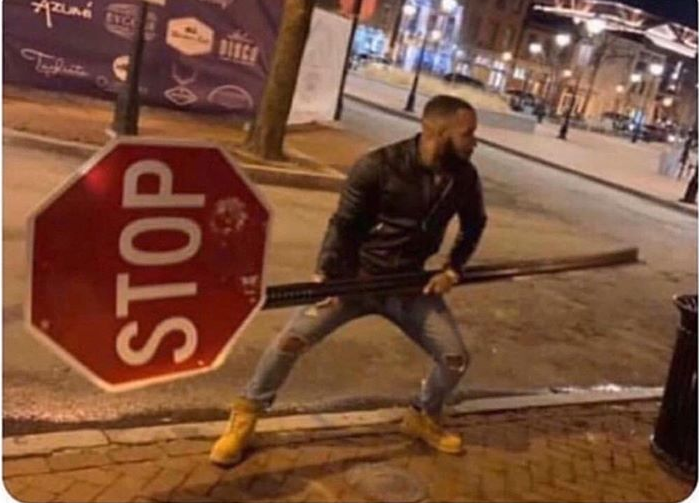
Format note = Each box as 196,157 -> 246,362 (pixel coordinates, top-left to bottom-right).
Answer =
344,73 -> 696,217
3,397 -> 694,502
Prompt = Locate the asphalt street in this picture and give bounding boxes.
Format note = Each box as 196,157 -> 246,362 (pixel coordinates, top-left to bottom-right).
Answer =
3,100 -> 696,435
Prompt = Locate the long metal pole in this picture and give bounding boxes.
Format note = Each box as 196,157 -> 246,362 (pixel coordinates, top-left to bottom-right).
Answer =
112,0 -> 148,136
405,30 -> 430,112
334,0 -> 363,121
263,248 -> 639,309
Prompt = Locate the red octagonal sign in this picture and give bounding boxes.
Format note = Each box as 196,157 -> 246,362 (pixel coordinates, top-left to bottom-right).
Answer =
26,139 -> 272,391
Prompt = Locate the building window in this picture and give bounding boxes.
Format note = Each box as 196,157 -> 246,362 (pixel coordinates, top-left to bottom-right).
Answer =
514,67 -> 526,79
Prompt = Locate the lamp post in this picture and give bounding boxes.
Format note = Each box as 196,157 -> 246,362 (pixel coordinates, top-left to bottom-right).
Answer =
388,1 -> 417,63
546,32 -> 571,108
404,0 -> 456,112
405,28 -> 442,112
521,41 -> 542,95
334,0 -> 364,121
557,17 -> 606,140
631,62 -> 664,143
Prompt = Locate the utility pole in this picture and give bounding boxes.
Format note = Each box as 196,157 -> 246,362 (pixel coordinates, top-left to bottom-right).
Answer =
112,0 -> 149,135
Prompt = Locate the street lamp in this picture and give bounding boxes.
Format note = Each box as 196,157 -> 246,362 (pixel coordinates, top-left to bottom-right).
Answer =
405,29 -> 442,112
555,33 -> 572,48
440,0 -> 457,13
502,51 -> 513,62
388,1 -> 417,64
561,68 -> 573,78
631,63 -> 665,143
615,84 -> 625,93
558,18 -> 606,140
528,42 -> 543,55
584,17 -> 607,36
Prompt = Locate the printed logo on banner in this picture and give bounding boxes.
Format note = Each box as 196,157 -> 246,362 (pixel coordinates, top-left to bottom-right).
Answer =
104,3 -> 157,41
31,0 -> 93,29
112,55 -> 130,81
208,85 -> 254,111
164,63 -> 199,106
218,30 -> 260,66
166,18 -> 214,56
21,48 -> 89,78
198,0 -> 234,8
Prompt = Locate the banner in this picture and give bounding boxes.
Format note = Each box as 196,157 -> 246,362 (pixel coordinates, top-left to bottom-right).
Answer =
289,8 -> 351,125
3,0 -> 283,118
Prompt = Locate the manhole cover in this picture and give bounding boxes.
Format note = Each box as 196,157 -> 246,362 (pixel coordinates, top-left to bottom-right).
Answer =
345,462 -> 428,502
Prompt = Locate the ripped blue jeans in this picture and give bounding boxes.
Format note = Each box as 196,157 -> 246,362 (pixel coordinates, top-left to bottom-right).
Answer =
243,293 -> 470,418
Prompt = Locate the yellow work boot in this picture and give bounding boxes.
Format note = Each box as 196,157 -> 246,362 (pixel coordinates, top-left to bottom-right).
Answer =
209,397 -> 261,466
400,407 -> 463,454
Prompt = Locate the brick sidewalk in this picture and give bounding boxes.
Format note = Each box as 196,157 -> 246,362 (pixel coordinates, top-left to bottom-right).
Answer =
4,401 -> 694,502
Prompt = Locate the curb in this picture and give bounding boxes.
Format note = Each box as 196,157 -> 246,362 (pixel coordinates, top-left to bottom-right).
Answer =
4,129 -> 345,193
344,94 -> 697,218
2,387 -> 662,459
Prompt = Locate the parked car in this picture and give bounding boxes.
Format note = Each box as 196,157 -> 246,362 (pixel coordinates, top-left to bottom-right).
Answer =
442,73 -> 486,89
505,90 -> 538,115
600,112 -> 631,132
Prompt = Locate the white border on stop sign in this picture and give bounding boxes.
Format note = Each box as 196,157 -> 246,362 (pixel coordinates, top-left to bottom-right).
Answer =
24,136 -> 274,393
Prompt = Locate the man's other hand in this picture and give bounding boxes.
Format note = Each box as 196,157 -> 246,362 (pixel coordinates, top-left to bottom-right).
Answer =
422,269 -> 459,295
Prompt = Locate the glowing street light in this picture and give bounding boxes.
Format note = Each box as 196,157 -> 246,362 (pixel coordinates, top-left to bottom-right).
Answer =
615,84 -> 625,93
585,17 -> 607,36
662,96 -> 674,107
502,51 -> 513,62
555,33 -> 572,48
528,42 -> 543,55
561,69 -> 573,78
630,73 -> 642,84
440,0 -> 458,13
430,29 -> 443,42
402,3 -> 417,17
649,63 -> 665,77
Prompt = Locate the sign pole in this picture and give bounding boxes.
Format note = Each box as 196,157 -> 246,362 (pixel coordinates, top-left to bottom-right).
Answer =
112,0 -> 150,136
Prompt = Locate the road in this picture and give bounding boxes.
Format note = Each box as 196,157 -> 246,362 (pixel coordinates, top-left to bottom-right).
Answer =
3,102 -> 696,435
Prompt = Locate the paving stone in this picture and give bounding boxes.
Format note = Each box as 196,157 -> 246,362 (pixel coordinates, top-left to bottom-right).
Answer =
139,468 -> 188,500
162,440 -> 211,457
181,463 -> 224,494
109,445 -> 164,463
14,486 -> 57,503
23,472 -> 74,494
48,452 -> 111,472
2,476 -> 28,498
4,457 -> 51,477
113,462 -> 162,481
57,481 -> 103,502
93,475 -> 149,503
63,467 -> 120,486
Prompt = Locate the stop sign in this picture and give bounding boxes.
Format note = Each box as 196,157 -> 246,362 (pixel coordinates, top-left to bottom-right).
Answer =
26,138 -> 271,391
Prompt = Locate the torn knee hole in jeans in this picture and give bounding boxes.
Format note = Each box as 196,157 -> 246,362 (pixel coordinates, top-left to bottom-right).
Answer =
445,354 -> 467,373
278,335 -> 308,354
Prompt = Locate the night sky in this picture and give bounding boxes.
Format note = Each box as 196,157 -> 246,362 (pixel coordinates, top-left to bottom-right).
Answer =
620,0 -> 697,29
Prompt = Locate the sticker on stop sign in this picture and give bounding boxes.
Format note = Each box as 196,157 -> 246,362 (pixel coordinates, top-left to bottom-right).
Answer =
26,138 -> 272,391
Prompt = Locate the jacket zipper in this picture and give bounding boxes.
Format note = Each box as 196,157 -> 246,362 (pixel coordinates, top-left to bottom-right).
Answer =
421,176 -> 454,231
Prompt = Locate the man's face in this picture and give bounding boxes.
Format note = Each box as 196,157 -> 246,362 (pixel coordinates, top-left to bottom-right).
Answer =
445,108 -> 478,162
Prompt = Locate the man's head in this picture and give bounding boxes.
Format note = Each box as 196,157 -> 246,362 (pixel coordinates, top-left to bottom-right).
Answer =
420,95 -> 477,167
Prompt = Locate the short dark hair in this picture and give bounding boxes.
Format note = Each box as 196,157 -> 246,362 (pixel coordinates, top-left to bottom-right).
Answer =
423,95 -> 474,121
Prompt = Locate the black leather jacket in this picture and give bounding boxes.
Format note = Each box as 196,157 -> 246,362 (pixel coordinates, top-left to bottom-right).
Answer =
316,135 -> 487,279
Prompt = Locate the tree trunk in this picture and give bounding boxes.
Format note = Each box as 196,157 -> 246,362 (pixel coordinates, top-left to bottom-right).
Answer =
245,0 -> 315,160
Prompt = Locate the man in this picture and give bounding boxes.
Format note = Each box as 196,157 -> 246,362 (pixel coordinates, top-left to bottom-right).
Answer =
210,95 -> 487,466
